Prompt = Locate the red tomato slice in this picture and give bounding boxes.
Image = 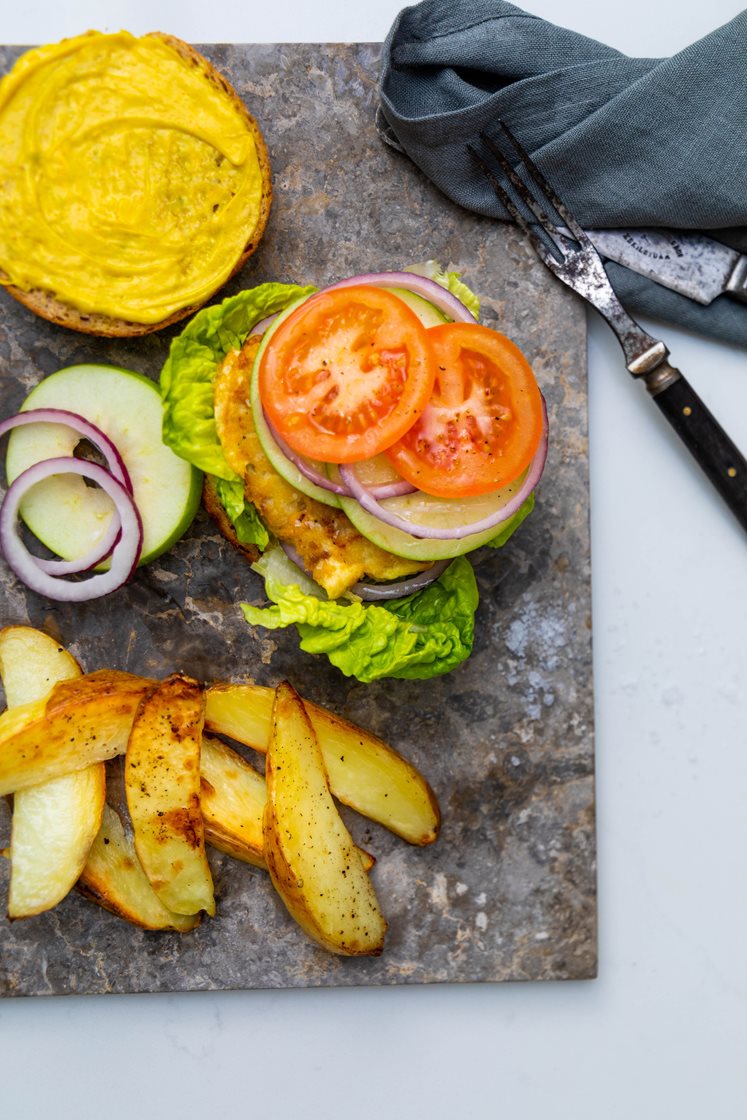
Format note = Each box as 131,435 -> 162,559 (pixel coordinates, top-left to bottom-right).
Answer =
385,322 -> 544,498
258,286 -> 435,464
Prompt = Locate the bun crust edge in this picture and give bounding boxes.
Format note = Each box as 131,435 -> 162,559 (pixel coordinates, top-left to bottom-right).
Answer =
203,474 -> 262,565
0,33 -> 273,337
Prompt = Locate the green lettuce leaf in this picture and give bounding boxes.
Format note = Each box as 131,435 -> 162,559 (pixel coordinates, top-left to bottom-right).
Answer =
159,273 -> 537,683
160,282 -> 316,479
241,548 -> 479,683
437,270 -> 481,319
212,476 -> 269,551
405,261 -> 481,318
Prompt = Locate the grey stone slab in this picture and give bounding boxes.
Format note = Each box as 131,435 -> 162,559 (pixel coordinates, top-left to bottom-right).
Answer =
0,42 -> 595,995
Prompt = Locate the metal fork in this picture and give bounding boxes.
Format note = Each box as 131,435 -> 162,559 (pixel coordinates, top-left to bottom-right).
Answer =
471,122 -> 747,533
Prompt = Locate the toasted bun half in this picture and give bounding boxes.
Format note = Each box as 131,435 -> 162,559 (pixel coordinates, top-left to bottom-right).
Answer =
0,33 -> 272,336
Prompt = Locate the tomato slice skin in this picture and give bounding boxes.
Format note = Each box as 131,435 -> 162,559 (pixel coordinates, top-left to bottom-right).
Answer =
258,286 -> 435,464
385,322 -> 544,498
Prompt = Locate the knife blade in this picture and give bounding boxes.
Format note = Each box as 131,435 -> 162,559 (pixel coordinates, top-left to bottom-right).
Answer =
471,120 -> 747,533
574,227 -> 747,306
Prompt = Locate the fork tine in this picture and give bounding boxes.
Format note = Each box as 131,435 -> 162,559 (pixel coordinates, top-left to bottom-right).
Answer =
496,119 -> 588,244
478,132 -> 561,248
468,143 -> 558,269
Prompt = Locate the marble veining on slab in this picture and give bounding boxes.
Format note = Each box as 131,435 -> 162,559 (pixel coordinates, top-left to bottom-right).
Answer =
0,42 -> 595,995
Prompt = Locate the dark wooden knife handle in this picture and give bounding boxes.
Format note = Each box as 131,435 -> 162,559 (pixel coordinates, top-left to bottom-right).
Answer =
648,372 -> 747,532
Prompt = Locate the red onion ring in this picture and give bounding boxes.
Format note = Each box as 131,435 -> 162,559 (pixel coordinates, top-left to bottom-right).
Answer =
323,271 -> 477,323
374,481 -> 415,498
0,408 -> 133,493
351,559 -> 452,600
33,513 -> 122,577
347,465 -> 416,500
280,539 -> 450,601
0,458 -> 143,601
265,415 -> 416,500
253,313 -> 278,335
266,416 -> 351,497
338,397 -> 549,541
279,540 -> 309,573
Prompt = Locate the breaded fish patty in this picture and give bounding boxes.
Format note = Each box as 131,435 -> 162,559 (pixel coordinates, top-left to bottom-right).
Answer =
209,336 -> 430,599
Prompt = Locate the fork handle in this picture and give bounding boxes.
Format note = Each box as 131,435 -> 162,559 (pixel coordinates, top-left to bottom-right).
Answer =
647,371 -> 747,532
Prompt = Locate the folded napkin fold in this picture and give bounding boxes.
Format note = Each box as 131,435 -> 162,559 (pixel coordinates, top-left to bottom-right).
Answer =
378,1 -> 747,347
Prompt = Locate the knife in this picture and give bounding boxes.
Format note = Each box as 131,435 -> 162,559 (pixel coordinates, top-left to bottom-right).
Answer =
376,105 -> 747,307
571,227 -> 747,306
473,122 -> 747,533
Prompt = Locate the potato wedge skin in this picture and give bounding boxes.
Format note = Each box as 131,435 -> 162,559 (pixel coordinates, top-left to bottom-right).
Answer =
125,674 -> 215,917
0,627 -> 106,919
79,804 -> 200,932
0,670 -> 151,796
263,682 -> 387,956
206,683 -> 440,846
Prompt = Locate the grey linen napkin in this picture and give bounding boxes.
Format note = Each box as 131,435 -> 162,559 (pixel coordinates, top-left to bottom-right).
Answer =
378,0 -> 747,346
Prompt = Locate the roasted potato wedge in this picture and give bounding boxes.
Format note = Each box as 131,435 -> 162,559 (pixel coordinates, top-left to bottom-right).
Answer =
7,766 -> 106,920
0,627 -> 106,919
79,804 -> 200,932
200,734 -> 375,873
0,632 -> 425,946
206,683 -> 440,845
0,670 -> 151,796
263,682 -> 387,956
0,625 -> 81,703
200,734 -> 267,867
125,674 -> 215,917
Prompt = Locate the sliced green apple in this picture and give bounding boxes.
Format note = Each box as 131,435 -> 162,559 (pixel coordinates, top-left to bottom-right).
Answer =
333,468 -> 532,561
5,363 -> 201,566
386,287 -> 449,327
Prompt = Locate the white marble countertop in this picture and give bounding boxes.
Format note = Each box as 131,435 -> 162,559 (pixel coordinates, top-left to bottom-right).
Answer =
0,3 -> 745,1117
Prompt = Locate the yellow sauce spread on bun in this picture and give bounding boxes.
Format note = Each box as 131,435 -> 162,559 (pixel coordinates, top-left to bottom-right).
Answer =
0,32 -> 272,335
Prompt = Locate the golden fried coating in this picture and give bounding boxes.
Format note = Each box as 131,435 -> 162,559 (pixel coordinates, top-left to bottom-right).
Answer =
211,338 -> 429,598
